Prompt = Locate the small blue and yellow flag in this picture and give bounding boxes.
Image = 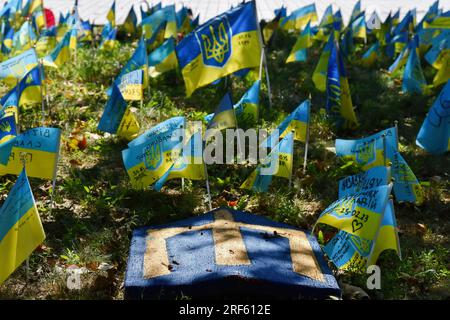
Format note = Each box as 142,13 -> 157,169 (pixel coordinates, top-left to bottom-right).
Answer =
98,84 -> 128,134
100,27 -> 118,50
262,9 -> 283,44
318,5 -> 333,28
360,42 -> 380,67
35,27 -> 57,55
28,0 -> 46,30
280,4 -> 318,31
325,39 -> 359,129
17,66 -> 42,105
2,25 -> 14,54
123,7 -> 137,34
43,30 -> 71,68
176,1 -> 262,96
261,99 -> 310,148
286,21 -> 312,63
349,0 -> 362,23
312,34 -> 334,91
163,5 -> 177,39
424,10 -> 450,29
416,79 -> 450,154
0,127 -> 61,180
206,92 -> 237,131
338,166 -> 391,199
0,48 -> 38,84
241,132 -> 294,192
316,183 -> 392,241
117,107 -> 140,141
148,37 -> 178,78
232,79 -> 260,125
0,168 -> 45,285
128,116 -> 185,148
141,8 -> 166,45
176,6 -> 192,34
0,115 -> 17,165
12,21 -> 37,52
118,69 -> 143,101
0,88 -> 19,123
122,125 -> 183,189
402,46 -> 426,94
351,15 -> 367,41
154,129 -> 205,191
113,38 -> 147,90
107,0 -> 116,27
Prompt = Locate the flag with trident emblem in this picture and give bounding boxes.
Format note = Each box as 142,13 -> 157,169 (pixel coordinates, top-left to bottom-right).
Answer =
176,1 -> 262,96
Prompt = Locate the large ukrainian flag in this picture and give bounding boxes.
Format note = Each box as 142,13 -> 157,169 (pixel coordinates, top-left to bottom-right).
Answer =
0,127 -> 61,180
0,168 -> 45,285
176,1 -> 262,96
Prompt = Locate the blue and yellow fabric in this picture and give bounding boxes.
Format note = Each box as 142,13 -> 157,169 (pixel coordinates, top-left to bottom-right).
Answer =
117,107 -> 140,141
360,42 -> 380,67
122,125 -> 183,189
325,38 -> 359,129
402,46 -> 426,94
107,0 -> 116,27
0,48 -> 38,85
416,79 -> 450,154
338,166 -> 391,199
176,6 -> 191,35
349,0 -> 362,24
318,5 -> 333,28
261,99 -> 310,148
35,27 -> 57,55
128,116 -> 185,148
100,27 -> 118,50
0,115 -> 17,165
424,10 -> 450,29
154,129 -> 205,191
241,132 -> 294,192
123,7 -> 137,34
351,15 -> 366,41
118,69 -> 143,101
1,23 -> 14,54
232,79 -> 260,125
262,9 -> 283,44
316,183 -> 392,241
280,4 -> 317,31
0,87 -> 19,123
286,21 -> 312,63
312,34 -> 333,91
141,8 -> 166,46
0,127 -> 61,180
43,30 -> 71,68
17,66 -> 42,105
176,1 -> 262,96
0,168 -> 45,285
206,92 -> 236,131
29,0 -> 46,30
98,84 -> 128,134
163,5 -> 177,39
148,37 -> 178,78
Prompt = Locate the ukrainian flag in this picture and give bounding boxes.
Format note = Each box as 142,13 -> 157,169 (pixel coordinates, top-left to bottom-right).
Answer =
0,168 -> 45,286
148,37 -> 178,78
154,129 -> 205,191
232,79 -> 260,125
118,69 -> 143,101
128,116 -> 185,148
261,99 -> 310,148
318,5 -> 333,28
98,84 -> 128,134
163,5 -> 177,39
43,30 -> 70,68
0,48 -> 38,84
262,10 -> 283,44
312,34 -> 333,91
281,4 -> 318,31
316,184 -> 392,241
176,6 -> 191,34
424,11 -> 450,29
123,7 -> 137,34
176,1 -> 262,96
206,92 -> 237,131
351,15 -> 367,41
333,10 -> 343,31
0,127 -> 61,180
18,66 -> 42,105
100,27 -> 118,50
325,199 -> 401,270
335,127 -> 398,171
122,125 -> 183,189
360,42 -> 380,67
113,38 -> 147,91
2,26 -> 14,54
29,0 -> 46,30
0,115 -> 17,165
349,0 -> 362,23
286,21 -> 312,63
402,47 -> 426,94
107,0 -> 116,27
0,88 -> 19,123
432,51 -> 450,86
388,37 -> 414,74
241,132 -> 294,192
69,26 -> 78,50
35,27 -> 57,55
141,8 -> 166,45
325,39 -> 359,129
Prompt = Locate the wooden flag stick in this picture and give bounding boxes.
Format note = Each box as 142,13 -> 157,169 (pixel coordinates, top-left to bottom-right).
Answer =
262,48 -> 273,108
258,47 -> 264,80
288,131 -> 295,191
38,58 -> 47,125
203,163 -> 213,211
143,32 -> 151,97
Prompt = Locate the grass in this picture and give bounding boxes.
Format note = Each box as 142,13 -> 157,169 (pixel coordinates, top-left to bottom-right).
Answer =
0,30 -> 448,300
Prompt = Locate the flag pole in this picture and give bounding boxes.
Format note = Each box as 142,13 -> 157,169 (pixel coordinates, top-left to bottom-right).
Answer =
203,163 -> 213,211
288,130 -> 295,191
303,97 -> 311,174
394,120 -> 399,147
20,154 -> 30,281
253,0 -> 272,108
37,55 -> 46,126
382,133 -> 387,166
142,32 -> 151,97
